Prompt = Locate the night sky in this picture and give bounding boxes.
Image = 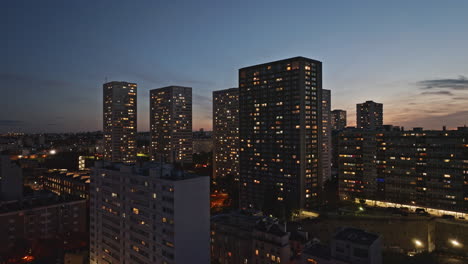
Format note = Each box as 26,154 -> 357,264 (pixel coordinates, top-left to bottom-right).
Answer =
3,0 -> 468,133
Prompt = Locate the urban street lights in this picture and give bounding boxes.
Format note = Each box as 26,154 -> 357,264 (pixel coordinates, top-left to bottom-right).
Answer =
449,239 -> 462,248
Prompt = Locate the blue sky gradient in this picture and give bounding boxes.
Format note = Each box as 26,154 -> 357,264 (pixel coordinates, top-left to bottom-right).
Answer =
2,0 -> 468,132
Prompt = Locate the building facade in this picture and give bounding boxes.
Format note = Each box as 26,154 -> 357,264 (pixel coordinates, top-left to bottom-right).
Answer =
103,81 -> 137,164
331,109 -> 347,131
0,194 -> 87,253
90,161 -> 209,264
150,86 -> 193,164
211,212 -> 291,264
331,227 -> 382,264
238,57 -> 323,210
322,89 -> 332,184
213,88 -> 239,179
338,127 -> 468,214
356,101 -> 383,130
42,169 -> 90,199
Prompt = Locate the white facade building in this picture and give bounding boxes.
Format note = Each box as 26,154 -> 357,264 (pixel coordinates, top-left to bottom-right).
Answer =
90,161 -> 210,264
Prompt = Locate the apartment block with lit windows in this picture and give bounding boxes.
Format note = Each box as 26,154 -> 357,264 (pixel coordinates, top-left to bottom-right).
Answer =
42,169 -> 90,199
238,56 -> 323,210
103,81 -> 137,164
0,193 -> 87,253
338,127 -> 468,214
89,161 -> 209,264
150,86 -> 192,164
331,110 -> 347,174
356,101 -> 383,130
331,109 -> 347,131
213,88 -> 239,179
321,89 -> 332,183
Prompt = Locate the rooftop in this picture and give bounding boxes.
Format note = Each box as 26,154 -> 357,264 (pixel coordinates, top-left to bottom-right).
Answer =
239,56 -> 322,70
94,161 -> 207,181
0,191 -> 85,215
334,227 -> 379,246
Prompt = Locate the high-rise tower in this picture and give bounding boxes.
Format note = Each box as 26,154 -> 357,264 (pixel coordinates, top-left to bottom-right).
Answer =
150,86 -> 192,164
356,101 -> 383,130
103,81 -> 137,164
213,88 -> 239,179
238,57 -> 323,210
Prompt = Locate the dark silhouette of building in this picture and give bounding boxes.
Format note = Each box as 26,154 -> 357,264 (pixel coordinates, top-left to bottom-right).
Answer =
238,56 -> 323,210
331,109 -> 347,131
356,101 -> 383,130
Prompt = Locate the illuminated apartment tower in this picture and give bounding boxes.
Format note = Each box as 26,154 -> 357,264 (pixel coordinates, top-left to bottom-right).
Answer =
213,88 -> 239,179
239,57 -> 323,210
90,162 -> 210,264
356,100 -> 383,130
103,81 -> 137,164
331,109 -> 347,131
150,86 -> 192,164
321,89 -> 332,183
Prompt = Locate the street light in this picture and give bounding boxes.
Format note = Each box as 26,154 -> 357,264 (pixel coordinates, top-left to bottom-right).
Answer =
450,239 -> 462,247
413,239 -> 423,247
49,149 -> 57,155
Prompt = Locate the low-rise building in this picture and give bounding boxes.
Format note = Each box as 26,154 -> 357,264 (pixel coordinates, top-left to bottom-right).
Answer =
331,227 -> 382,264
211,211 -> 292,264
42,169 -> 90,199
0,192 -> 87,253
338,127 -> 468,215
302,227 -> 382,264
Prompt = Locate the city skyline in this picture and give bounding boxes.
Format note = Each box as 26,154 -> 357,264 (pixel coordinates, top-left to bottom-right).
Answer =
3,1 -> 468,133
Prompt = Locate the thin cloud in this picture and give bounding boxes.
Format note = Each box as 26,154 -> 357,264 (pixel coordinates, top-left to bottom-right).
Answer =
416,75 -> 468,90
453,96 -> 468,100
420,91 -> 453,96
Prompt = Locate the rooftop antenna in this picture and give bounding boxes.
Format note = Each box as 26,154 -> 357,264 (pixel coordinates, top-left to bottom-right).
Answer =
105,77 -> 108,83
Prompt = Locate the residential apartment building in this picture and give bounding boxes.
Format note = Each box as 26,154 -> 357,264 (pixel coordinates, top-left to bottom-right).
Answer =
322,89 -> 332,183
331,110 -> 347,131
338,127 -> 468,214
211,212 -> 291,264
103,81 -> 137,164
42,169 -> 90,199
90,161 -> 209,264
238,57 -> 323,210
0,193 -> 87,252
150,86 -> 193,164
213,88 -> 239,179
356,101 -> 383,130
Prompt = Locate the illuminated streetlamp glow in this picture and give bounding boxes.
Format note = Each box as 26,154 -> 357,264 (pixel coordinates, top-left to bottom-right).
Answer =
450,239 -> 462,247
413,239 -> 423,247
49,149 -> 57,155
